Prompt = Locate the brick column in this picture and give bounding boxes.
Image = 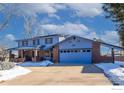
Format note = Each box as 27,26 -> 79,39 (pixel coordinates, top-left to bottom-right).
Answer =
17,50 -> 25,62
53,46 -> 59,63
92,41 -> 101,63
19,50 -> 24,58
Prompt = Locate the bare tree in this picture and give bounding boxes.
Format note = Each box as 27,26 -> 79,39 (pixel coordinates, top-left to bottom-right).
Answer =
0,4 -> 14,31
0,4 -> 39,39
24,16 -> 36,39
0,46 -> 9,62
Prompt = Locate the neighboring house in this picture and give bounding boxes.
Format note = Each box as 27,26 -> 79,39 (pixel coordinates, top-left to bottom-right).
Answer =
8,34 -> 124,64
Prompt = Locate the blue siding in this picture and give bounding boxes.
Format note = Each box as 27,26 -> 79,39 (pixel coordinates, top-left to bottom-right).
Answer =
18,35 -> 65,48
59,36 -> 92,49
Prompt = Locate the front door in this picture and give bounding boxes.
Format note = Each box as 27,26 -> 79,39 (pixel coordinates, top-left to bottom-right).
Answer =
24,50 -> 32,61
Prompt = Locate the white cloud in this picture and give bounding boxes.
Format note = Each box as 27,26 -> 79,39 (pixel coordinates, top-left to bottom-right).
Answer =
5,34 -> 15,41
48,14 -> 60,19
13,4 -> 56,17
100,31 -> 119,45
1,4 -> 60,18
67,3 -> 103,17
10,4 -> 65,17
54,4 -> 67,10
3,3 -> 102,18
35,22 -> 90,36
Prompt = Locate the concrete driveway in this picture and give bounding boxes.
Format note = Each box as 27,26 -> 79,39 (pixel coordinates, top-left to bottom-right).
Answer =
0,65 -> 112,85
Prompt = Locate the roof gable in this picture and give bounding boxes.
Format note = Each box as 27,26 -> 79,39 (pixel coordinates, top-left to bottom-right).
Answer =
53,35 -> 93,47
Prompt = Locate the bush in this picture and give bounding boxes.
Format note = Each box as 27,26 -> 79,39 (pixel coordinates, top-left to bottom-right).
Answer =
0,62 -> 15,70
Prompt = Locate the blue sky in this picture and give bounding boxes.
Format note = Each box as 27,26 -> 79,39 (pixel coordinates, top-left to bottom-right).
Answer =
0,3 -> 119,48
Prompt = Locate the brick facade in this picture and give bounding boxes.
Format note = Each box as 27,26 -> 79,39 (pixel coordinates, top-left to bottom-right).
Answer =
92,41 -> 114,63
53,46 -> 59,63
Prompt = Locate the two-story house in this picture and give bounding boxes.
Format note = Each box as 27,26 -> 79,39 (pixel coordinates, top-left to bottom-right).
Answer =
9,34 -> 124,64
16,34 -> 66,62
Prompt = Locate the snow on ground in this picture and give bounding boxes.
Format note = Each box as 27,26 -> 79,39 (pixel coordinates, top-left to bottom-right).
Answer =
0,66 -> 31,82
115,61 -> 124,67
95,63 -> 124,85
18,60 -> 54,67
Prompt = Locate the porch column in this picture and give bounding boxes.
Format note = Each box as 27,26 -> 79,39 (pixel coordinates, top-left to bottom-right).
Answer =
33,49 -> 38,61
111,48 -> 114,63
35,50 -> 38,57
20,50 -> 24,58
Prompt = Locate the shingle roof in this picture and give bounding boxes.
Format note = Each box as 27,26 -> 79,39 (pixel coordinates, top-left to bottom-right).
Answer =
15,34 -> 67,42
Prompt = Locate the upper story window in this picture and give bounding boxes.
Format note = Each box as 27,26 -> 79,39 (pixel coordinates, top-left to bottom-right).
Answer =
33,40 -> 36,45
22,40 -> 28,46
18,42 -> 21,47
37,39 -> 40,45
45,38 -> 53,44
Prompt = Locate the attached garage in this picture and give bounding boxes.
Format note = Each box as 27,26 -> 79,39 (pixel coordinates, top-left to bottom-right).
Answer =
59,48 -> 92,64
57,36 -> 93,64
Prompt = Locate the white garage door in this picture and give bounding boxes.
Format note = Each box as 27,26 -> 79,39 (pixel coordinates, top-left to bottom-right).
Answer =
59,49 -> 92,64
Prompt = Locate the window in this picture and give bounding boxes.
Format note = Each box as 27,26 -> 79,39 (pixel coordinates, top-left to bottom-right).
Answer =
60,50 -> 63,53
18,42 -> 21,46
71,50 -> 73,52
87,50 -> 91,52
72,44 -> 75,46
75,50 -> 77,52
22,41 -> 28,46
77,50 -> 80,52
82,50 -> 86,52
37,39 -> 40,45
33,40 -> 36,45
67,50 -> 70,53
45,38 -> 53,44
64,50 -> 66,53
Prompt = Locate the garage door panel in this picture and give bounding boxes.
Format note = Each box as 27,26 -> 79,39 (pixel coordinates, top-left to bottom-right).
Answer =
59,49 -> 92,64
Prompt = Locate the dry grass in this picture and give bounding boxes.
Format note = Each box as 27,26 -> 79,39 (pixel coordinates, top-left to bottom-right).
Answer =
0,66 -> 112,85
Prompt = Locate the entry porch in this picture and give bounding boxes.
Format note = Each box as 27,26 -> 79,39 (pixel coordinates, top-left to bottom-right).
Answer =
16,49 -> 52,62
8,46 -> 53,62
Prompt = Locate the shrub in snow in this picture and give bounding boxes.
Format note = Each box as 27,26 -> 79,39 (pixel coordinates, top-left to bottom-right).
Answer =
0,62 -> 15,70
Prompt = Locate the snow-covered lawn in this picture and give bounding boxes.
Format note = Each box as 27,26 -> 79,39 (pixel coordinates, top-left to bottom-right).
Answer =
115,61 -> 124,67
18,60 -> 53,67
0,66 -> 31,82
95,63 -> 124,85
